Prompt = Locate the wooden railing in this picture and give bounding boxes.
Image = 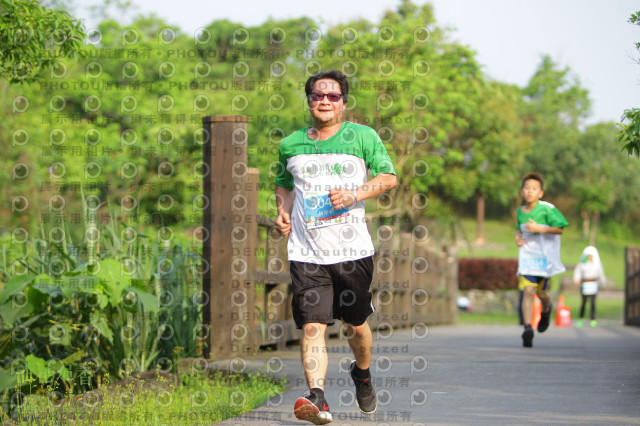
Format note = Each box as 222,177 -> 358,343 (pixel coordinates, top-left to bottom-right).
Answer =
249,219 -> 459,351
202,115 -> 457,360
625,246 -> 640,326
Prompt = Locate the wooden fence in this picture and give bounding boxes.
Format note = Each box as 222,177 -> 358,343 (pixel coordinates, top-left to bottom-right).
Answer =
202,115 -> 457,360
625,246 -> 640,326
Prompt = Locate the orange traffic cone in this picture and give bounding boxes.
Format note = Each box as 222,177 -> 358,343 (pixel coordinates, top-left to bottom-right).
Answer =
555,295 -> 572,327
531,295 -> 542,329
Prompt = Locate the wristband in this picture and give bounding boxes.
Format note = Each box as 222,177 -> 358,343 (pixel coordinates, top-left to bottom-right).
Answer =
352,189 -> 357,203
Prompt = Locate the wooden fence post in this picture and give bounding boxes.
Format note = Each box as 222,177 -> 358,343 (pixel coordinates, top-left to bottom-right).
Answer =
371,225 -> 395,330
445,246 -> 459,324
411,239 -> 430,324
243,168 -> 260,353
625,246 -> 640,326
397,233 -> 412,328
202,115 -> 249,360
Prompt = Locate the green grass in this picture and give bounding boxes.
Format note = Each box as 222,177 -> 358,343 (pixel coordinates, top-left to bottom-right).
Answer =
457,310 -> 519,325
7,370 -> 285,425
560,293 -> 624,323
457,218 -> 640,290
456,292 -> 624,326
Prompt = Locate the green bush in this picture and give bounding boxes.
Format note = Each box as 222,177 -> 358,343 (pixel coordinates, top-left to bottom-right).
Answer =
458,258 -> 518,290
0,202 -> 203,419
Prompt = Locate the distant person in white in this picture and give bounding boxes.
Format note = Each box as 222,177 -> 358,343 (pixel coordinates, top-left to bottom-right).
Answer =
573,246 -> 606,327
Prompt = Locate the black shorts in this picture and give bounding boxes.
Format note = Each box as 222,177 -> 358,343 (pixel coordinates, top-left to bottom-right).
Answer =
290,256 -> 375,329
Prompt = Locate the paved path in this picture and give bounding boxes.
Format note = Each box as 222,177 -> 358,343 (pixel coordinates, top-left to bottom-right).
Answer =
216,323 -> 640,425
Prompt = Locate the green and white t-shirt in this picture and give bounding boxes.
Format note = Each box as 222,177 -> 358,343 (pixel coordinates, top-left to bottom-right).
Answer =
276,121 -> 395,265
516,200 -> 569,277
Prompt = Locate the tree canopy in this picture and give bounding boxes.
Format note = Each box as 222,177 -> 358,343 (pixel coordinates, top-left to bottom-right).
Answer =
617,10 -> 640,158
0,0 -> 85,83
2,0 -> 639,241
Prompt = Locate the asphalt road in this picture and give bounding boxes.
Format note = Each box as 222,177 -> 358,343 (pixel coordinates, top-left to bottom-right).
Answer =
215,323 -> 640,425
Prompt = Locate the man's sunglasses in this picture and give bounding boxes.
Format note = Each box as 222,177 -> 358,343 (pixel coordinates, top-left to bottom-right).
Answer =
308,92 -> 343,102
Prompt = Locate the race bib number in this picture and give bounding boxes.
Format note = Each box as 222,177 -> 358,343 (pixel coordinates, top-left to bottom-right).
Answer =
303,191 -> 349,228
520,255 -> 548,276
519,225 -> 551,276
582,281 -> 598,295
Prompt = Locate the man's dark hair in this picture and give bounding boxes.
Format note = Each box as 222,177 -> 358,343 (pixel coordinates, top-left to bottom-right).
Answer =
521,172 -> 544,190
305,70 -> 349,103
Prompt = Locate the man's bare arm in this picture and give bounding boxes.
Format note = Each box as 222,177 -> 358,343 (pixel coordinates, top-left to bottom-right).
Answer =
275,185 -> 295,237
329,173 -> 398,208
524,219 -> 564,235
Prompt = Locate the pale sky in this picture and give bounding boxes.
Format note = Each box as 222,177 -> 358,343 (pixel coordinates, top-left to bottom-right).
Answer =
75,0 -> 640,125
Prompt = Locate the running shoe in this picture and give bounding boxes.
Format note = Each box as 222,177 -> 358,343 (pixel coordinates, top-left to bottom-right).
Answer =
294,389 -> 333,425
522,327 -> 534,347
349,361 -> 377,414
537,302 -> 553,333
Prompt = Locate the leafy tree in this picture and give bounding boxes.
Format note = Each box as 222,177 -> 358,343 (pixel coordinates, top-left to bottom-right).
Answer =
0,0 -> 85,83
570,123 -> 617,244
618,108 -> 640,156
572,123 -> 640,238
520,56 -> 591,195
465,82 -> 528,244
616,11 -> 640,157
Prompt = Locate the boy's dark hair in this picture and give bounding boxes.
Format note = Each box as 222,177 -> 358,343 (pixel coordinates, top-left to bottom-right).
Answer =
305,70 -> 349,103
521,172 -> 544,190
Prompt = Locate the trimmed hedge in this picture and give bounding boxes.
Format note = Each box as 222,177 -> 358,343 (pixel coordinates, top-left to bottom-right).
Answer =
458,258 -> 519,290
